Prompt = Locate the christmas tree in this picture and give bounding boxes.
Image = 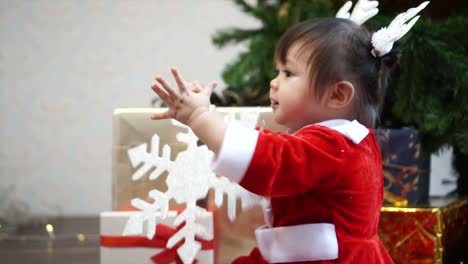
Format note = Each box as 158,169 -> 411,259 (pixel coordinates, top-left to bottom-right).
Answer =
211,0 -> 468,194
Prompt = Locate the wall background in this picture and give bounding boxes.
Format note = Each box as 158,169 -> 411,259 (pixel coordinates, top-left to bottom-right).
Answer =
0,0 -> 457,217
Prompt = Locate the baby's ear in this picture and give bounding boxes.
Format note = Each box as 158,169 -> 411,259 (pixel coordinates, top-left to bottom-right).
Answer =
326,81 -> 355,109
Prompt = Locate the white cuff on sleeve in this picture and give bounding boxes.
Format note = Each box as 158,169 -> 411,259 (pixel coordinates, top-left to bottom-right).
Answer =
211,121 -> 259,183
255,223 -> 338,263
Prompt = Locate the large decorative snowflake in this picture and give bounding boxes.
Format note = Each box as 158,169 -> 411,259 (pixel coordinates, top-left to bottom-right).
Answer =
124,109 -> 264,263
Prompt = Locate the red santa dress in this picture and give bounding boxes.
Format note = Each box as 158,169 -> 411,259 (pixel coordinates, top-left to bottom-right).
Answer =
212,119 -> 394,264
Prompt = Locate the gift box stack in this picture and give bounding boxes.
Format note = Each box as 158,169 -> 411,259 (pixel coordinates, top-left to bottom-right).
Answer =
105,107 -> 467,263
376,128 -> 467,263
105,107 -> 284,264
102,108 -> 220,264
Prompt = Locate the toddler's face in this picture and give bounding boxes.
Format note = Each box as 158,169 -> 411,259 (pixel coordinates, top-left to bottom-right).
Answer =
270,43 -> 328,131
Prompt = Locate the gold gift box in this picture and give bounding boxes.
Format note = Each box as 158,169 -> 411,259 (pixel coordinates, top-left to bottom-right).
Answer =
379,197 -> 468,264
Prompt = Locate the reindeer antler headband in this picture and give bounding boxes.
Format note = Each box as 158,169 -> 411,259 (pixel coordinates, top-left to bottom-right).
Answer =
336,1 -> 430,57
336,0 -> 379,25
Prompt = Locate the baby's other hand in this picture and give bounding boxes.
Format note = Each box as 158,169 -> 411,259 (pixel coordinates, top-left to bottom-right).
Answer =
150,67 -> 217,127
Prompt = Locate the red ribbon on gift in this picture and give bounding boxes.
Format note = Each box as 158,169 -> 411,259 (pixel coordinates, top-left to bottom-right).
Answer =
100,223 -> 214,264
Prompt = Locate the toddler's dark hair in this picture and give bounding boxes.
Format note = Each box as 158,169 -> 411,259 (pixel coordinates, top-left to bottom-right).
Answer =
275,17 -> 401,128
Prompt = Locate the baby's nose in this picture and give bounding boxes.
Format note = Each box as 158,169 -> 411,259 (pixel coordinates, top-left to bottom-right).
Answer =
270,78 -> 278,90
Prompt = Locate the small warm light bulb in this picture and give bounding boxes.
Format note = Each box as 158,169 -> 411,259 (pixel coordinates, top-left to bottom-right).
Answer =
45,224 -> 54,233
77,233 -> 86,242
45,224 -> 55,240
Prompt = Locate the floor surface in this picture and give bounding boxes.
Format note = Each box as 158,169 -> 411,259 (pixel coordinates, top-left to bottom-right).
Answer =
0,217 -> 99,264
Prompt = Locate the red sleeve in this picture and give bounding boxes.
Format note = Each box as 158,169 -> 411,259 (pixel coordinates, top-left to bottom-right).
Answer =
239,125 -> 347,197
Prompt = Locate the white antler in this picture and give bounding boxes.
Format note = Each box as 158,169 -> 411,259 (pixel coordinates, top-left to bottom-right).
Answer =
336,0 -> 379,25
336,1 -> 353,19
371,1 -> 429,57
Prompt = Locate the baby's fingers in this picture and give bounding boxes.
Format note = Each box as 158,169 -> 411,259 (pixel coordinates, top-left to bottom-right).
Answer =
202,81 -> 218,95
170,67 -> 188,95
189,81 -> 203,93
151,110 -> 174,120
156,76 -> 179,99
151,83 -> 171,104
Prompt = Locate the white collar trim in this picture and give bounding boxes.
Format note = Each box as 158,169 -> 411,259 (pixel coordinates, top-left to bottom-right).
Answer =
311,119 -> 369,144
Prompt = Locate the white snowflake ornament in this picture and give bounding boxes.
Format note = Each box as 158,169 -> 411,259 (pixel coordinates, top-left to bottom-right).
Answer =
125,108 -> 264,263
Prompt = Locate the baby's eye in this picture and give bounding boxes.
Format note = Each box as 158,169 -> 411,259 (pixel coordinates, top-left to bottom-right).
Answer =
283,70 -> 292,77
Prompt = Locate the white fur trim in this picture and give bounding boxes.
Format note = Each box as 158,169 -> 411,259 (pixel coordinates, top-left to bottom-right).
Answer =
255,223 -> 338,262
211,121 -> 259,183
316,119 -> 369,144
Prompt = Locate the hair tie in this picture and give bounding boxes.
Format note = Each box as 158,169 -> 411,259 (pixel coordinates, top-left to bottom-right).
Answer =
370,48 -> 380,58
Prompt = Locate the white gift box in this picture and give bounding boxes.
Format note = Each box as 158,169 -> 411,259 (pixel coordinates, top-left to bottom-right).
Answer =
100,211 -> 214,264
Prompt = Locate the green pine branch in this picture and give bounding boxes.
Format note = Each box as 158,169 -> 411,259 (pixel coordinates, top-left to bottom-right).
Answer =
212,28 -> 264,48
211,1 -> 468,154
233,0 -> 279,28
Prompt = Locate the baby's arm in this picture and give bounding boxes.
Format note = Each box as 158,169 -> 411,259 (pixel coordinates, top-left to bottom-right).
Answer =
150,67 -> 226,155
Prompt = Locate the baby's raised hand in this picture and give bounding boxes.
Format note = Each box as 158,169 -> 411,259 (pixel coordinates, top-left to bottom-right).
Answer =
150,67 -> 217,126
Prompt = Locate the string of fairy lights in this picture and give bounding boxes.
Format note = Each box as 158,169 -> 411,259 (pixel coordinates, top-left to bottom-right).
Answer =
0,223 -> 99,244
